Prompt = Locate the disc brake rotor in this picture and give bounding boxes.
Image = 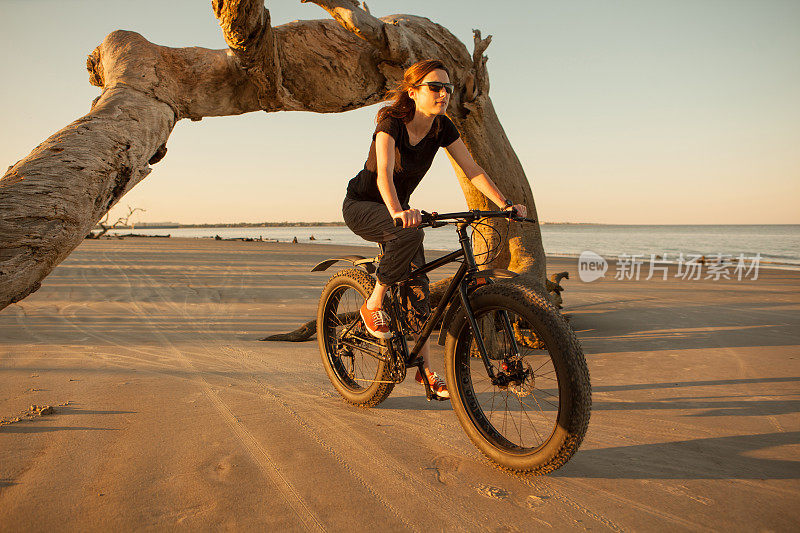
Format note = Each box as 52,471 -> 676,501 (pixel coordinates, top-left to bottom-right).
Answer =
503,358 -> 534,397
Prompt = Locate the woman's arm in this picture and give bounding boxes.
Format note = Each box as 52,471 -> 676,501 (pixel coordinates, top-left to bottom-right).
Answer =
375,131 -> 421,227
444,138 -> 527,217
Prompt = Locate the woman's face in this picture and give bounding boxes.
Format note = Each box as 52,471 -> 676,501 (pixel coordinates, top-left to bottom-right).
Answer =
409,69 -> 451,116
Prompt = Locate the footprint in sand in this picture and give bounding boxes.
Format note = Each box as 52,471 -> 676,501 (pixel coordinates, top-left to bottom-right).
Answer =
526,494 -> 550,509
212,455 -> 238,482
427,455 -> 462,484
476,484 -> 510,500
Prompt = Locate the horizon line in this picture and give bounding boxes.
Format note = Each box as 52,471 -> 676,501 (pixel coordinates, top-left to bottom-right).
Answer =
111,221 -> 800,227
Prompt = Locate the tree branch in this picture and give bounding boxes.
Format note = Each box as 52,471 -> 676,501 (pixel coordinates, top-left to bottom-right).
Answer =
301,1 -> 429,69
86,30 -> 262,120
472,29 -> 492,65
212,0 -> 285,110
301,0 -> 387,51
117,205 -> 146,227
463,29 -> 492,109
0,6 -> 550,312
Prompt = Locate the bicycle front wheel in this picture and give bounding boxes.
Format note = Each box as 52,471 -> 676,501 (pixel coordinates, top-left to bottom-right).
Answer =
444,282 -> 591,473
317,268 -> 394,407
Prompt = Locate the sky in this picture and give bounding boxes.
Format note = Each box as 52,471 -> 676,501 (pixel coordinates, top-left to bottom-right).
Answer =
1,0 -> 798,224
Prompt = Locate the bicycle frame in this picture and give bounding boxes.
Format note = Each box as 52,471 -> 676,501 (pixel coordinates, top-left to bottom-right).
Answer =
384,222 -> 521,396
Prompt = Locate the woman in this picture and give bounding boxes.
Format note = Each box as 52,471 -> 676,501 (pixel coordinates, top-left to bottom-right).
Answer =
343,59 -> 526,399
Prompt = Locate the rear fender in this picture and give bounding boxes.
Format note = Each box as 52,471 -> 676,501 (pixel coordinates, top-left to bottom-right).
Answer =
311,255 -> 378,274
436,268 -> 517,346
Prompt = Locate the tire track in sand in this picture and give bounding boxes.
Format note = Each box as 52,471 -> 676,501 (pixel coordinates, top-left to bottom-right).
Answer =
228,343 -> 616,532
105,246 -> 626,531
185,258 -> 420,530
161,257 -> 420,531
101,250 -> 326,532
126,257 -> 612,531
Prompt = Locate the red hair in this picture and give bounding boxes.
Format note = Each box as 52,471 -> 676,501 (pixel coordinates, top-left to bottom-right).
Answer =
376,59 -> 450,125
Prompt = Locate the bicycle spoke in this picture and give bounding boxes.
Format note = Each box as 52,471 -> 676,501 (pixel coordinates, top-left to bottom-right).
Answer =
502,392 -> 508,436
531,359 -> 552,374
522,394 -> 556,427
455,306 -> 563,451
506,393 -> 524,447
517,394 -> 544,446
322,283 -> 387,392
531,391 -> 560,410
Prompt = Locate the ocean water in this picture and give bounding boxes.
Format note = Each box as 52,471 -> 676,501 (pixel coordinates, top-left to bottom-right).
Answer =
109,224 -> 800,269
539,224 -> 800,269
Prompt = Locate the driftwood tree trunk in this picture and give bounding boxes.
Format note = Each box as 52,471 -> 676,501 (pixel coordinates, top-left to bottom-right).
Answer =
0,0 -> 551,312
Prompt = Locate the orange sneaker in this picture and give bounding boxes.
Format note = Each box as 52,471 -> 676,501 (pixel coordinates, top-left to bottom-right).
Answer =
359,302 -> 391,339
415,369 -> 450,399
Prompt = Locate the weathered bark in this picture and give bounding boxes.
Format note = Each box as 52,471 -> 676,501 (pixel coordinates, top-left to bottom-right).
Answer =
0,85 -> 173,306
444,30 -> 546,292
0,1 -> 552,312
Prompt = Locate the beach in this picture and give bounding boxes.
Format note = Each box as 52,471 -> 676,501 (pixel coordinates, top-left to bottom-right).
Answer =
1,237 -> 798,530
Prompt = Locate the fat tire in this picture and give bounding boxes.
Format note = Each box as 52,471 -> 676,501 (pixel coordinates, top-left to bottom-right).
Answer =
317,268 -> 394,407
444,282 -> 591,473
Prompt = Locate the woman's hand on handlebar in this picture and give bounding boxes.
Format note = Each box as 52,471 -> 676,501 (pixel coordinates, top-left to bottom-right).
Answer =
393,208 -> 422,228
505,204 -> 528,218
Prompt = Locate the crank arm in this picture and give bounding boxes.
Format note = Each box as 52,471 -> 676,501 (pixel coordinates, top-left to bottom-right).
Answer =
417,361 -> 435,401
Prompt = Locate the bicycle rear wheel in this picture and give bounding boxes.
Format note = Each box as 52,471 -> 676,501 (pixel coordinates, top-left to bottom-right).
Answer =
444,282 -> 591,473
317,269 -> 394,407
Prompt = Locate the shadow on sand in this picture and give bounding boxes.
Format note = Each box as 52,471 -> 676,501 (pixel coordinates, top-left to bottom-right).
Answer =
568,299 -> 800,354
557,431 -> 800,480
0,425 -> 118,434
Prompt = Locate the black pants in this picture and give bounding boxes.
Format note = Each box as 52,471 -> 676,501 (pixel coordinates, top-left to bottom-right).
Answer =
342,197 -> 430,330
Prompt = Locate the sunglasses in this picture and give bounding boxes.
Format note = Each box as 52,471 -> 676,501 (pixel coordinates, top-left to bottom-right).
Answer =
415,81 -> 454,95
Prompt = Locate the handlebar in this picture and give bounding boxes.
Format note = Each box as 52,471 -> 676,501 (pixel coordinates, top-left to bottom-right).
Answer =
393,209 -> 536,228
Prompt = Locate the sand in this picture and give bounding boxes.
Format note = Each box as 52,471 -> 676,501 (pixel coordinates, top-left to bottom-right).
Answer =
1,237 -> 798,531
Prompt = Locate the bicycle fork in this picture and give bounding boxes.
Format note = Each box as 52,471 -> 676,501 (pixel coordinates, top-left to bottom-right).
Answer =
453,221 -> 521,387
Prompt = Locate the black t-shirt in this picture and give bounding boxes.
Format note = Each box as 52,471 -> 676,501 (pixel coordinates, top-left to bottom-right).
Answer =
346,114 -> 460,208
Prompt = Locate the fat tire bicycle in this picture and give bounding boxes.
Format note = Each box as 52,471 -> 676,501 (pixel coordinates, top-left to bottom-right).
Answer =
312,209 -> 591,474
